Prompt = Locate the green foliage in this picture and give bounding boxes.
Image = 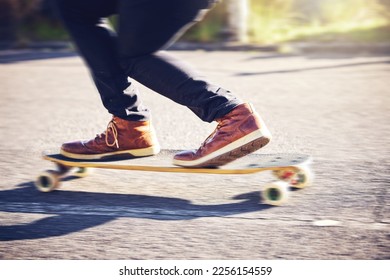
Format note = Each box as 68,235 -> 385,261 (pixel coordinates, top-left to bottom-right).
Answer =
20,20 -> 69,41
2,0 -> 390,44
248,0 -> 297,44
248,0 -> 390,43
0,0 -> 41,40
182,3 -> 225,42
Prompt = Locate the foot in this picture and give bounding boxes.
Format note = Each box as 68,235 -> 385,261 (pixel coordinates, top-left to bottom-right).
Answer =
61,116 -> 160,160
173,103 -> 271,167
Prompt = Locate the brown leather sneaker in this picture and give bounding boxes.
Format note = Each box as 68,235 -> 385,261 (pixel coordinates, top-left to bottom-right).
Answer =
61,116 -> 160,160
173,103 -> 271,167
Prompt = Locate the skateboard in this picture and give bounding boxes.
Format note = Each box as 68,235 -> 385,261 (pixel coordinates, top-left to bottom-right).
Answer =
35,149 -> 313,206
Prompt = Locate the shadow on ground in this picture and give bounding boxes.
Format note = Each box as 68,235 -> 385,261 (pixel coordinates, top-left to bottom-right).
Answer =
0,181 -> 269,241
0,50 -> 77,64
236,59 -> 390,76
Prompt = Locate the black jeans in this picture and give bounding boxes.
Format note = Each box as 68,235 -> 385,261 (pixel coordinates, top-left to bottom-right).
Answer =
55,0 -> 241,122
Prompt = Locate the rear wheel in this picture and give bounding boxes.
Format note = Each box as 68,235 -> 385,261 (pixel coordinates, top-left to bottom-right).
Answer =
35,170 -> 60,192
272,166 -> 313,188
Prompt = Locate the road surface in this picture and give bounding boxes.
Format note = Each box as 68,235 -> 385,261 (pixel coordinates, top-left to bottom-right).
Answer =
0,49 -> 389,259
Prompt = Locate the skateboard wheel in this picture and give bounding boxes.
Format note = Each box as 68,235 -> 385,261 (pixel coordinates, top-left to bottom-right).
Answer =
262,181 -> 289,206
74,167 -> 89,178
35,171 -> 60,192
293,166 -> 313,188
272,166 -> 313,189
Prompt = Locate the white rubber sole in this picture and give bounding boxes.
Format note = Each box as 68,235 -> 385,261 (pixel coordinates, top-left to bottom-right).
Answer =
173,128 -> 272,167
60,144 -> 161,160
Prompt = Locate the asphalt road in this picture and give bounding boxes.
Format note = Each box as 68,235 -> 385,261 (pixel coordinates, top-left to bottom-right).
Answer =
0,49 -> 389,259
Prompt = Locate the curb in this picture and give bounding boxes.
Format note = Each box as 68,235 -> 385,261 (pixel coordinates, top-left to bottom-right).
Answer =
169,41 -> 278,52
286,42 -> 390,55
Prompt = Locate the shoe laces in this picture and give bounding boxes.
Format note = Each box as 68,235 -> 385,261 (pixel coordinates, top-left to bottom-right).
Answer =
96,118 -> 119,149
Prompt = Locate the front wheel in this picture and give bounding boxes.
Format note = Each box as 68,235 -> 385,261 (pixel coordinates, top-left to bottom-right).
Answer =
262,181 -> 289,206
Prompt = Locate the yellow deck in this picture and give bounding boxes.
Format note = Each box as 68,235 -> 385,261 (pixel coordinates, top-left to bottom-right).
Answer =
43,149 -> 311,175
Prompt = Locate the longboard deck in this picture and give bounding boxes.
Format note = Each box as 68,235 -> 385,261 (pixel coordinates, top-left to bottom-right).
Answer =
38,149 -> 314,205
43,149 -> 311,175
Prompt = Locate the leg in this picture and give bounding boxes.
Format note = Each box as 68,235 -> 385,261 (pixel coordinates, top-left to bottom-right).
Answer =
54,0 -> 149,121
57,0 -> 271,163
56,0 -> 159,159
117,0 -> 241,122
117,0 -> 271,167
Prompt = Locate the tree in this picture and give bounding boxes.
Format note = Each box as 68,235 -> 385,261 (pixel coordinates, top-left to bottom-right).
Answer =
224,0 -> 249,42
0,0 -> 41,41
378,0 -> 390,18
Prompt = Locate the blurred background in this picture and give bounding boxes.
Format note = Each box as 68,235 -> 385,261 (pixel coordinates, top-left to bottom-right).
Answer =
0,0 -> 389,48
1,1 -> 389,261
